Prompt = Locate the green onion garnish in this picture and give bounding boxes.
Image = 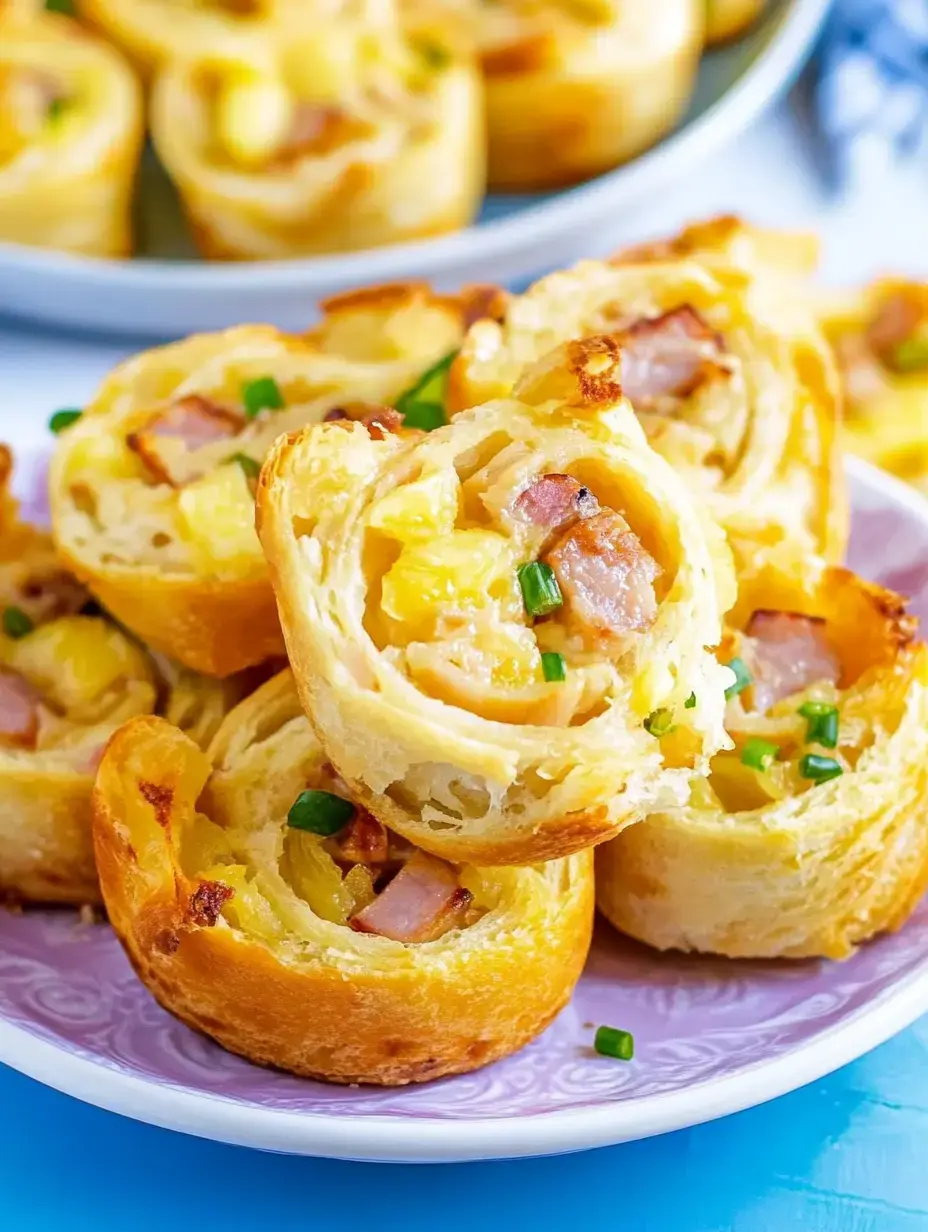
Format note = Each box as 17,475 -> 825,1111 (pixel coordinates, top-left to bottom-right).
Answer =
418,39 -> 452,69
644,707 -> 677,738
400,401 -> 446,432
287,789 -> 355,836
723,656 -> 752,700
594,1025 -> 635,1061
395,350 -> 458,432
2,607 -> 34,640
47,98 -> 68,123
889,333 -> 928,374
518,561 -> 563,618
45,0 -> 75,12
227,452 -> 260,481
541,651 -> 566,682
242,376 -> 285,419
798,700 -> 839,749
685,692 -> 696,709
799,754 -> 843,785
740,737 -> 779,772
49,408 -> 82,434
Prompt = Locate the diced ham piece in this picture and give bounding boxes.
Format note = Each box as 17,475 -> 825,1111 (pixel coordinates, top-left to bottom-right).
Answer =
127,395 -> 243,485
866,291 -> 923,366
742,610 -> 841,713
512,474 -> 600,543
361,406 -> 405,441
618,306 -> 728,408
18,568 -> 89,623
544,510 -> 661,647
349,852 -> 472,943
0,670 -> 40,750
336,810 -> 390,866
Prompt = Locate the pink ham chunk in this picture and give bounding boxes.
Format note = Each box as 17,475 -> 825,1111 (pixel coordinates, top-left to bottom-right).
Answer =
618,305 -> 728,407
127,395 -> 243,485
544,510 -> 661,647
512,474 -> 600,544
17,568 -> 89,623
349,852 -> 472,943
742,610 -> 841,713
0,669 -> 40,749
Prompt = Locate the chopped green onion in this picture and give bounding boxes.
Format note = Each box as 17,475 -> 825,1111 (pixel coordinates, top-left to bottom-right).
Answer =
517,561 -> 563,618
242,376 -> 284,419
541,651 -> 566,682
644,707 -> 677,738
685,692 -> 696,709
740,737 -> 779,772
399,400 -> 446,432
889,333 -> 928,374
45,0 -> 75,12
2,607 -> 34,639
799,753 -> 843,785
594,1025 -> 635,1061
395,350 -> 457,432
49,408 -> 82,434
417,39 -> 452,69
798,700 -> 839,749
287,789 -> 355,836
47,97 -> 69,123
723,656 -> 752,700
227,452 -> 260,481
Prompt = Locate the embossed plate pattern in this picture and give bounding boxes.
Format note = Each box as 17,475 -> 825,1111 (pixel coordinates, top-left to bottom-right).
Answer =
1,457 -> 928,1161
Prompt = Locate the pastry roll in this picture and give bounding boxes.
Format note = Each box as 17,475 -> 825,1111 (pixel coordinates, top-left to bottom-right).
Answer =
0,447 -> 238,905
150,11 -> 483,260
258,336 -> 735,865
0,6 -> 143,257
597,563 -> 928,959
92,671 -> 594,1084
704,0 -> 766,44
473,0 -> 703,190
50,284 -> 494,677
77,0 -> 308,77
819,280 -> 928,493
453,244 -> 845,575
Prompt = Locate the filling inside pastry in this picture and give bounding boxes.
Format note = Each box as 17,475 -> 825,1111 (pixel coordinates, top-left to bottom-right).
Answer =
690,603 -> 909,812
359,427 -> 677,726
184,684 -> 492,943
56,302 -> 467,575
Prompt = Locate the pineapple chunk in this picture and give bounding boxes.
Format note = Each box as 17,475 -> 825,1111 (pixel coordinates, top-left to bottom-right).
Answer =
284,30 -> 359,103
368,469 -> 459,543
381,529 -> 517,635
8,616 -> 155,722
179,814 -> 234,880
216,69 -> 293,166
630,659 -> 675,718
285,831 -> 353,924
203,862 -> 282,940
177,464 -> 261,573
288,421 -> 382,532
63,430 -> 142,482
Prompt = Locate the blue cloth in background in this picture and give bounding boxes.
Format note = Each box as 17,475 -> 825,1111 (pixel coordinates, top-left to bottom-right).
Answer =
813,0 -> 928,186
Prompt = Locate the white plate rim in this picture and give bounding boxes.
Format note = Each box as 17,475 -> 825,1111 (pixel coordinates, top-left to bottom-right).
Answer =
1,457 -> 926,1164
0,0 -> 831,301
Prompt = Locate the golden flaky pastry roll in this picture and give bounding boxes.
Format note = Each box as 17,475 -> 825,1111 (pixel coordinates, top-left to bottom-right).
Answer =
453,242 -> 845,575
77,0 -> 312,77
704,0 -> 766,44
92,671 -> 594,1085
465,0 -> 703,190
819,280 -> 928,493
258,337 -> 735,865
597,562 -> 928,960
49,283 -> 499,677
150,6 -> 483,260
0,447 -> 239,906
0,6 -> 143,257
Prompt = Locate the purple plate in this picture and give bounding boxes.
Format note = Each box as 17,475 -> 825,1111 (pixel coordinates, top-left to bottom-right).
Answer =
2,458 -> 928,1162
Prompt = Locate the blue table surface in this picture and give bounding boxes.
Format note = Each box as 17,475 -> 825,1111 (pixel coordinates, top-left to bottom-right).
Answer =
3,1014 -> 928,1232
